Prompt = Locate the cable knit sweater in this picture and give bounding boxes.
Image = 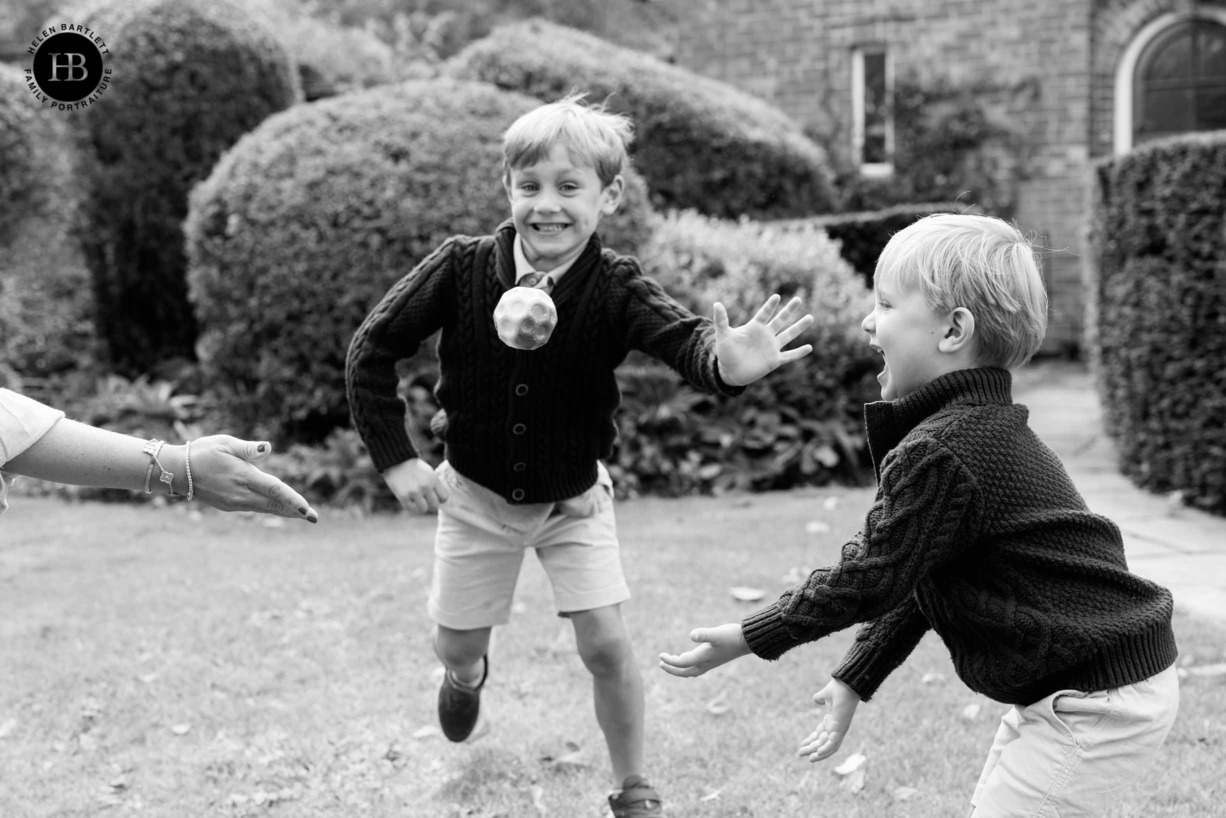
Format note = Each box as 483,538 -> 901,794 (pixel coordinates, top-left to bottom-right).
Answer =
742,368 -> 1177,706
346,221 -> 743,504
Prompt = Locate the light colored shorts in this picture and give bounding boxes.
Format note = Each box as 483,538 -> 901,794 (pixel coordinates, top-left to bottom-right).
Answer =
427,460 -> 629,630
969,662 -> 1180,817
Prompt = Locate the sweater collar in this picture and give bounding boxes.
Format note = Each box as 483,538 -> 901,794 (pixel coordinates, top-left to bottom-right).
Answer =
495,220 -> 602,300
863,367 -> 1013,481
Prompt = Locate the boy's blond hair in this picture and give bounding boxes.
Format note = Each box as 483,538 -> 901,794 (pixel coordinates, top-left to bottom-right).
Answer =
502,93 -> 633,187
875,213 -> 1048,369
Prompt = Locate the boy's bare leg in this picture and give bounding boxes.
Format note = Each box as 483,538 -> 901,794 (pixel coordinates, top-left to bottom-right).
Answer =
434,624 -> 492,685
570,604 -> 644,785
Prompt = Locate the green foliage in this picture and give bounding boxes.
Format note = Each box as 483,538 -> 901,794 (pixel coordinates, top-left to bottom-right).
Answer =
1086,131 -> 1226,515
833,77 -> 1035,217
611,210 -> 879,497
185,77 -> 654,446
0,65 -> 43,246
263,428 -> 398,512
774,203 -> 970,287
63,0 -> 299,375
444,18 -> 838,220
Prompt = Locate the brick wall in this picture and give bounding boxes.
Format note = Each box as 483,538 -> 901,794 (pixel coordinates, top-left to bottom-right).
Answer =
668,0 -> 1101,352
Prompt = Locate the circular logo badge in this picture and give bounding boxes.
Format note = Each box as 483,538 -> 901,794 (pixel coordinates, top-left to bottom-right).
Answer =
31,31 -> 105,103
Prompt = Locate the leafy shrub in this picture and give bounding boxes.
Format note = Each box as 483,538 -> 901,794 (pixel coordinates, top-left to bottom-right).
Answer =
185,77 -> 654,446
771,203 -> 969,286
0,65 -> 96,379
0,65 -> 41,245
263,429 -> 398,513
1086,131 -> 1226,515
61,0 -> 299,374
610,210 -> 879,497
444,18 -> 838,220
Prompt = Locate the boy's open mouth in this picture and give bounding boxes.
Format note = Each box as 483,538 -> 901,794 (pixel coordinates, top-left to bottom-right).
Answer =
532,223 -> 568,234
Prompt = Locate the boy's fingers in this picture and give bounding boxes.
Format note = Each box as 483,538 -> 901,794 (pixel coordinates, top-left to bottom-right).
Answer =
750,293 -> 782,324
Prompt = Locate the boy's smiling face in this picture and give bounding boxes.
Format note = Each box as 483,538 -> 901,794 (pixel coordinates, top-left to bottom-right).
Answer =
861,279 -> 956,401
505,142 -> 623,272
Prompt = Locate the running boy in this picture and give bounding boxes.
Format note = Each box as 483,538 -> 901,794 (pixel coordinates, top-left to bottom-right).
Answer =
660,213 -> 1179,817
345,94 -> 814,817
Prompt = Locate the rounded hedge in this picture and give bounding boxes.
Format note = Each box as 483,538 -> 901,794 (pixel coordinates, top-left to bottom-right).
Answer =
1087,131 -> 1226,514
444,18 -> 838,220
185,77 -> 655,445
62,0 -> 299,374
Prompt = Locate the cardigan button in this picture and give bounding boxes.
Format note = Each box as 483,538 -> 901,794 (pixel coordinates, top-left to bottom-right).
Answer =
515,383 -> 529,396
511,488 -> 525,501
513,462 -> 527,472
512,423 -> 526,435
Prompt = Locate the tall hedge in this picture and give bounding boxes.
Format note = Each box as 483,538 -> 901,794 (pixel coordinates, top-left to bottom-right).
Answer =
185,78 -> 654,445
1086,131 -> 1226,515
61,0 -> 299,374
444,18 -> 837,220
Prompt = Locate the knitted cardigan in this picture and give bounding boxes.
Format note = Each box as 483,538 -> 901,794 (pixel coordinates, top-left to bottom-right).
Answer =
346,221 -> 743,504
741,368 -> 1177,706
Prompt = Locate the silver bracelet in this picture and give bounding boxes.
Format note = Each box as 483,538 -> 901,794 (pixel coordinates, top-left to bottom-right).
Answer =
141,438 -> 177,496
185,439 -> 195,501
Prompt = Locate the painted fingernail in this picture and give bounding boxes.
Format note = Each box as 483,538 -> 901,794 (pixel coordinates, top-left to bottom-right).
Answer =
257,443 -> 268,453
298,506 -> 307,515
307,513 -> 318,524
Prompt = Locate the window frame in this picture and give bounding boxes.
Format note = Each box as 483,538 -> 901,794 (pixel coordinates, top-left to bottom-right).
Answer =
852,44 -> 893,177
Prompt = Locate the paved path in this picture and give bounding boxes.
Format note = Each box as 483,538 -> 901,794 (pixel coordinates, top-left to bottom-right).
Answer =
1014,360 -> 1226,624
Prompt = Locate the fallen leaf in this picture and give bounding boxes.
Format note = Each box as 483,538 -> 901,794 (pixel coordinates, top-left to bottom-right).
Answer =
805,520 -> 831,534
839,767 -> 866,794
833,752 -> 866,776
170,723 -> 192,735
823,496 -> 840,511
892,785 -> 919,801
921,671 -> 946,685
412,725 -> 441,740
540,741 -> 587,770
705,691 -> 731,716
730,586 -> 765,603
261,517 -> 285,528
699,789 -> 722,802
529,784 -> 547,816
961,703 -> 982,721
0,718 -> 17,739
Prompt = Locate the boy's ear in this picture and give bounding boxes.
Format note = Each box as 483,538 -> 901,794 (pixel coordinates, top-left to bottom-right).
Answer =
600,174 -> 625,215
938,307 -> 976,354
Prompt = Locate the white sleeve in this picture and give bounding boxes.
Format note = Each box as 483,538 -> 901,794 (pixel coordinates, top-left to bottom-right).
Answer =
0,388 -> 65,467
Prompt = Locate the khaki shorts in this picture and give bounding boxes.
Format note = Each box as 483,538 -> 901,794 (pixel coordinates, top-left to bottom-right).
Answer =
427,460 -> 629,630
969,662 -> 1180,817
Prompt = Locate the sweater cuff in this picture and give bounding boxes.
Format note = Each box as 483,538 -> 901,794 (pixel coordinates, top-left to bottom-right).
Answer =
741,600 -> 801,661
713,359 -> 749,397
365,430 -> 419,474
831,640 -> 886,702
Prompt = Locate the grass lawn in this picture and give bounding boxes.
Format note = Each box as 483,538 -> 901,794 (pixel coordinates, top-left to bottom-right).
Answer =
2,489 -> 1223,817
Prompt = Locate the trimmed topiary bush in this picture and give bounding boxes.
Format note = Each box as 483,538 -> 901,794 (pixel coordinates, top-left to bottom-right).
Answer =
59,0 -> 299,374
185,77 -> 654,445
444,18 -> 838,220
1086,131 -> 1226,515
611,210 -> 878,497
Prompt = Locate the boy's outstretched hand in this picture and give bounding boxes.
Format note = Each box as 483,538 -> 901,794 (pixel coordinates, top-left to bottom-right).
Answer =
798,678 -> 861,763
658,622 -> 753,677
714,294 -> 815,386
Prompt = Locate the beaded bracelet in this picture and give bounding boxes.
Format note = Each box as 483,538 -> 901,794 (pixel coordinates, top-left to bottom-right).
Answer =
185,439 -> 195,501
141,438 -> 177,496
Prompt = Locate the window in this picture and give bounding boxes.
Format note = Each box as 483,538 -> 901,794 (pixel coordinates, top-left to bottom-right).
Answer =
853,46 -> 892,175
1134,19 -> 1226,144
1115,12 -> 1226,154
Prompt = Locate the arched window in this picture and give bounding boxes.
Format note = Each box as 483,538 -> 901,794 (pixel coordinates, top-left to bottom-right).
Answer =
1115,13 -> 1226,154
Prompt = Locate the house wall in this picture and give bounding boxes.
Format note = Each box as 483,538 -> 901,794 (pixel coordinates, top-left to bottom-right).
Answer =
667,0 -> 1099,353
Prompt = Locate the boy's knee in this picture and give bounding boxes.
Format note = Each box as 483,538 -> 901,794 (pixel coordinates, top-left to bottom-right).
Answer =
433,625 -> 489,668
576,629 -> 634,677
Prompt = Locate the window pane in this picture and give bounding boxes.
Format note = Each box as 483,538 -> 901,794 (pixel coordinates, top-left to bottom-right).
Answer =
1142,87 -> 1196,133
1197,85 -> 1226,129
1147,32 -> 1194,80
863,52 -> 888,163
1199,30 -> 1226,77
